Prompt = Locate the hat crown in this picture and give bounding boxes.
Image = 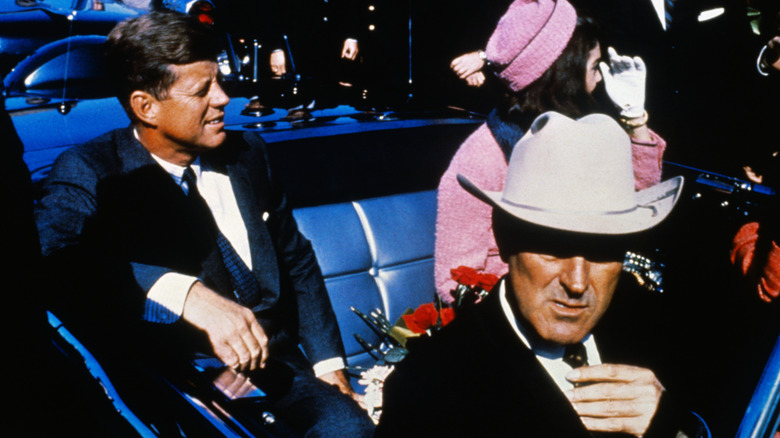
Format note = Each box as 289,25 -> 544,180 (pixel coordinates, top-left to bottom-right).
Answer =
456,111 -> 684,234
503,112 -> 636,215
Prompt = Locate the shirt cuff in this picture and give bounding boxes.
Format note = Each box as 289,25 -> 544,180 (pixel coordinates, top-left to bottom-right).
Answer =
312,357 -> 346,377
144,273 -> 198,324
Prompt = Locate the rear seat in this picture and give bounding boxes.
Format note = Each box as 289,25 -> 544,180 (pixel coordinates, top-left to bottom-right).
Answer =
293,190 -> 438,371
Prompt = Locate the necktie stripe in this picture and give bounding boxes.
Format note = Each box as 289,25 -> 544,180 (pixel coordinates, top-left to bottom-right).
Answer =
665,0 -> 674,29
183,167 -> 261,307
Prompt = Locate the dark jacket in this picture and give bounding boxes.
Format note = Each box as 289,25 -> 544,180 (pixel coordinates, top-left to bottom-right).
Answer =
35,127 -> 344,365
376,277 -> 692,437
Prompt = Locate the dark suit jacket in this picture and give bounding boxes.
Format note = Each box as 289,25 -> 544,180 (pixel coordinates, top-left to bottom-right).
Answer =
376,278 -> 690,437
35,127 -> 345,366
280,0 -> 361,74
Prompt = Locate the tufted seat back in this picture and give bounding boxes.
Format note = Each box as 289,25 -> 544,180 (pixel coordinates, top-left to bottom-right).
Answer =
293,190 -> 438,370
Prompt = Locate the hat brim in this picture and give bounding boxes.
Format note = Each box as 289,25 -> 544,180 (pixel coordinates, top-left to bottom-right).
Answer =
457,174 -> 684,235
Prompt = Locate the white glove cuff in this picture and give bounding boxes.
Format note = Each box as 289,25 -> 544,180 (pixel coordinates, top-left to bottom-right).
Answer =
620,104 -> 645,119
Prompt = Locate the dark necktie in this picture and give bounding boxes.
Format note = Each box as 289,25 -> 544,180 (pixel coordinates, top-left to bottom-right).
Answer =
665,0 -> 675,30
183,167 -> 261,307
563,342 -> 589,369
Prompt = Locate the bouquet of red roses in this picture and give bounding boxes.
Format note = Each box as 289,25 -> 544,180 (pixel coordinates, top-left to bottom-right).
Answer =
348,266 -> 500,422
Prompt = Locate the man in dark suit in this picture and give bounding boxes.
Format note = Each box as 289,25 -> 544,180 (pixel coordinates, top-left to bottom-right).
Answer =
409,0 -> 512,112
34,11 -> 373,436
376,112 -> 704,437
273,0 -> 362,109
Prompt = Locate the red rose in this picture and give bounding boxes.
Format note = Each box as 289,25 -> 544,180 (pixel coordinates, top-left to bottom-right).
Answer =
477,272 -> 499,291
451,266 -> 479,288
401,303 -> 437,333
439,307 -> 455,327
402,303 -> 456,334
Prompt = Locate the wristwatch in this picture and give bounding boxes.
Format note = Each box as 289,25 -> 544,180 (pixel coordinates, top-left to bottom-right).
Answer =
478,50 -> 491,68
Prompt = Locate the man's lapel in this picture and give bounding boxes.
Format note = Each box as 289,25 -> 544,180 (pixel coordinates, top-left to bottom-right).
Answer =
225,158 -> 281,311
477,289 -> 594,436
115,127 -> 160,173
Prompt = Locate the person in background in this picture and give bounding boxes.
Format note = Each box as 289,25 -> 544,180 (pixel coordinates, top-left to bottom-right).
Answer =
275,0 -> 362,111
731,0 -> 779,305
435,0 -> 667,303
409,0 -> 512,112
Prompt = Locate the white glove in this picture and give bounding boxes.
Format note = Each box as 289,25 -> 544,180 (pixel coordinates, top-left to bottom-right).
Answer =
599,47 -> 646,118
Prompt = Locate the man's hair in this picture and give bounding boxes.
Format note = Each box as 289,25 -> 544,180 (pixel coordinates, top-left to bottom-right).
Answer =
104,11 -> 222,120
492,209 -> 631,263
499,16 -> 602,128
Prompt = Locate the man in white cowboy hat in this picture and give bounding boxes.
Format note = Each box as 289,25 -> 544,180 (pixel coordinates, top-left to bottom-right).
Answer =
376,112 -> 706,437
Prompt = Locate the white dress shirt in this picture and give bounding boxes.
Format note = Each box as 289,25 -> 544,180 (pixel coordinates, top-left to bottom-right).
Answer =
650,0 -> 667,30
143,150 -> 343,376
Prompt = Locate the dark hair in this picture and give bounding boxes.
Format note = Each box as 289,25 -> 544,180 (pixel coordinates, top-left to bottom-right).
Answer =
492,209 -> 630,263
104,11 -> 221,120
499,16 -> 602,129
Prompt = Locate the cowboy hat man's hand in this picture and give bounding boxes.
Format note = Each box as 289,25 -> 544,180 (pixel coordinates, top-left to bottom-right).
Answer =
566,364 -> 664,437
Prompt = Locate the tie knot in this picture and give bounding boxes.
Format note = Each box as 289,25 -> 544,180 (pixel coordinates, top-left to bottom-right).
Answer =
182,166 -> 197,195
563,343 -> 588,369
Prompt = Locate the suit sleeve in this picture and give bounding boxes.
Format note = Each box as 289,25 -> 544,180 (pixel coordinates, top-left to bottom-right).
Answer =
245,133 -> 346,365
35,149 -> 164,321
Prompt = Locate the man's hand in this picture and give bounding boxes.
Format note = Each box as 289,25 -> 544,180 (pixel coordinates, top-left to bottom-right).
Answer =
341,39 -> 359,60
465,71 -> 486,87
182,281 -> 268,372
450,51 -> 485,79
213,367 -> 261,400
762,36 -> 780,72
565,364 -> 665,437
270,50 -> 286,76
319,369 -> 365,407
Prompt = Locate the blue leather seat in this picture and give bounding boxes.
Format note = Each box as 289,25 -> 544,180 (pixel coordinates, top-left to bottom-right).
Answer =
293,190 -> 437,370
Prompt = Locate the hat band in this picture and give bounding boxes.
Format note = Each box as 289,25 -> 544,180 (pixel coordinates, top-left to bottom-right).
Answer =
501,197 -> 641,216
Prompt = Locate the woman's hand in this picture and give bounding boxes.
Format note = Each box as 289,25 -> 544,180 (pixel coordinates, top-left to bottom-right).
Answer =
599,47 -> 646,118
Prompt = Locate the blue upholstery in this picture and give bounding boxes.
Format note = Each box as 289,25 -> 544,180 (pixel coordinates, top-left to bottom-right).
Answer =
293,190 -> 438,370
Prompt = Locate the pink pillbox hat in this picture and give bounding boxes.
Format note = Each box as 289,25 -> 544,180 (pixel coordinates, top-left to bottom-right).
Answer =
485,0 -> 577,92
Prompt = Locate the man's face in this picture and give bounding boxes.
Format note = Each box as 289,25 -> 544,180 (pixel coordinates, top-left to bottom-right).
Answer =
155,60 -> 230,155
508,251 -> 622,345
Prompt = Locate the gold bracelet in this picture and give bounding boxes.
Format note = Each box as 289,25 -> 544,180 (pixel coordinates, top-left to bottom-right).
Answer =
620,110 -> 649,129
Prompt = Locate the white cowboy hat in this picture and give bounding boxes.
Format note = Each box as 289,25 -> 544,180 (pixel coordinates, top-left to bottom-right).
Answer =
458,111 -> 684,235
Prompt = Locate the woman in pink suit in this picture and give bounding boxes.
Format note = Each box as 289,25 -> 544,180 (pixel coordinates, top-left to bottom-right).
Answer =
435,0 -> 667,302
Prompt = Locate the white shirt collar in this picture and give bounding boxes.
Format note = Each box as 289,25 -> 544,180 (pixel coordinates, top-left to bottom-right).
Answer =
651,0 -> 667,30
133,127 -> 202,185
497,279 -> 602,392
150,154 -> 202,188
